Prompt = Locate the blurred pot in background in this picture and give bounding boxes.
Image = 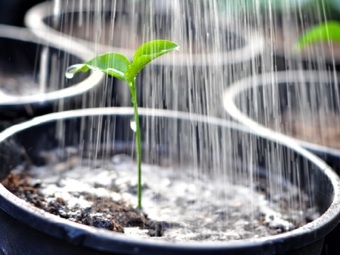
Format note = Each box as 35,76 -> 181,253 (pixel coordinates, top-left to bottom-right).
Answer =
25,0 -> 264,115
0,24 -> 103,127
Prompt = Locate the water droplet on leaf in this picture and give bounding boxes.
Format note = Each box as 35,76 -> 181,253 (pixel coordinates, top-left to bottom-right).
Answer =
130,120 -> 136,132
65,64 -> 84,79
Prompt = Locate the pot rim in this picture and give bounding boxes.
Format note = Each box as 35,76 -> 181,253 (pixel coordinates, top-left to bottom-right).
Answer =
223,70 -> 340,157
24,1 -> 264,66
0,24 -> 104,105
0,107 -> 340,254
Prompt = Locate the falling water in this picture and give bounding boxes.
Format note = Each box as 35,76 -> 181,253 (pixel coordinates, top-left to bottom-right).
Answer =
52,0 -> 61,28
39,46 -> 49,94
48,0 -> 259,114
20,0 -> 340,242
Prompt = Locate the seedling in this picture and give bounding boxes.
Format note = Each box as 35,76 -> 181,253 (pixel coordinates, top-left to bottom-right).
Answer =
295,21 -> 340,50
66,40 -> 179,209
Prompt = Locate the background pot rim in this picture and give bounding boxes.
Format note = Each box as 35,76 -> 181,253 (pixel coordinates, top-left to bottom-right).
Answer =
0,24 -> 104,105
223,70 -> 340,157
0,107 -> 340,254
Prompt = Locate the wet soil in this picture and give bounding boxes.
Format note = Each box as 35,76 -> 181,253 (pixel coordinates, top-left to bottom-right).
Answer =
1,153 -> 319,242
1,173 -> 164,236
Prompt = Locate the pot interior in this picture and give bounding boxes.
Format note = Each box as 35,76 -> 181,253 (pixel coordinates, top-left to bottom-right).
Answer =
44,8 -> 243,113
43,1 -> 245,57
234,71 -> 340,151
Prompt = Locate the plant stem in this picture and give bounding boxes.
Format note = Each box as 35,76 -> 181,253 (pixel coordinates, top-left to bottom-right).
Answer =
129,80 -> 142,210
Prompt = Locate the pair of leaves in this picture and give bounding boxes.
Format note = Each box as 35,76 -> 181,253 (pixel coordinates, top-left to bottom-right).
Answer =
66,40 -> 179,82
295,21 -> 340,50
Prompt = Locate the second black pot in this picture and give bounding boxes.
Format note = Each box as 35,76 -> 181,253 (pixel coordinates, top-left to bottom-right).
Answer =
0,24 -> 103,124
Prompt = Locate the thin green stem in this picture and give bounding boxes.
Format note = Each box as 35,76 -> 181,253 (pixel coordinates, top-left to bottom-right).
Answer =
129,80 -> 142,210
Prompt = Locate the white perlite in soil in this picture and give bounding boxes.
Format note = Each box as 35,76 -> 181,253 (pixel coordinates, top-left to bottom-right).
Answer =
21,153 -> 319,243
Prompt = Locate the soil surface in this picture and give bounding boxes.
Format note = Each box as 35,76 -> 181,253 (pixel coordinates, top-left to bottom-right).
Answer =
1,153 -> 319,242
1,173 -> 164,236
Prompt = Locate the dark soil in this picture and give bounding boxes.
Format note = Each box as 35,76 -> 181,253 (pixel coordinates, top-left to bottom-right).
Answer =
1,173 -> 165,237
0,153 -> 319,242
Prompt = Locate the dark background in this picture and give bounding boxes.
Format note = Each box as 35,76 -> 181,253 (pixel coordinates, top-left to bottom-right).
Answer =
0,0 -> 45,26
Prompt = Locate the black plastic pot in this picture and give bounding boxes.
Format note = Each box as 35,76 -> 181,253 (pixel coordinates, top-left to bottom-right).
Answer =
25,0 -> 263,115
0,24 -> 103,123
223,70 -> 340,255
0,107 -> 339,255
223,70 -> 340,169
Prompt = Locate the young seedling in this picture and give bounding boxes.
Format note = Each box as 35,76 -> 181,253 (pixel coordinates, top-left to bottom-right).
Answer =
65,40 -> 179,209
294,21 -> 340,50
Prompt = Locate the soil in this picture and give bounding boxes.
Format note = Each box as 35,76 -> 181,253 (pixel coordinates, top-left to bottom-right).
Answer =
1,173 -> 165,236
1,152 -> 319,242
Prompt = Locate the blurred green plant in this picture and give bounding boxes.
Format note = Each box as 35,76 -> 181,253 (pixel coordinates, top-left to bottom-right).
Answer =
66,40 -> 179,210
215,0 -> 340,19
295,21 -> 340,50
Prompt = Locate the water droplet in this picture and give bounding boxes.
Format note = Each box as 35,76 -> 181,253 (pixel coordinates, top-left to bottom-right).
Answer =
65,64 -> 84,79
39,46 -> 49,93
130,120 -> 136,132
65,72 -> 74,79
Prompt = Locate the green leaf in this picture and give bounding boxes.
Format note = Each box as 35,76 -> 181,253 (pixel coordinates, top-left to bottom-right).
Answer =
65,53 -> 130,81
126,40 -> 179,82
295,21 -> 340,50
